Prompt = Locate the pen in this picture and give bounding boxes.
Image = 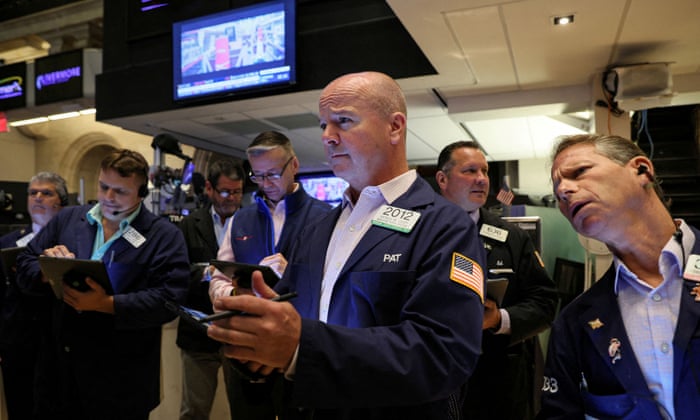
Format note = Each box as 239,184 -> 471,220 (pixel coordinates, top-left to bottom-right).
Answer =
199,291 -> 298,322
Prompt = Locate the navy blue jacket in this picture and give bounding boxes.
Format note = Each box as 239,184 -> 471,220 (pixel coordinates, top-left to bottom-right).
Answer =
539,226 -> 700,419
0,226 -> 53,348
230,184 -> 331,264
276,177 -> 486,420
16,204 -> 189,415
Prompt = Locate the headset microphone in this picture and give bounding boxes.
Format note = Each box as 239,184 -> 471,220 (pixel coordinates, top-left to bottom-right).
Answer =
112,201 -> 142,216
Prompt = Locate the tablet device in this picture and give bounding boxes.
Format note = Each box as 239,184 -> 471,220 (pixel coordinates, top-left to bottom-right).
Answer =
0,246 -> 25,280
486,278 -> 509,306
38,256 -> 114,299
210,260 -> 280,289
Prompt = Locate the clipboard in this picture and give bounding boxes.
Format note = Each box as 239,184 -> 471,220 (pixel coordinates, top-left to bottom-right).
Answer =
210,260 -> 280,289
486,278 -> 509,306
0,246 -> 26,280
38,256 -> 114,299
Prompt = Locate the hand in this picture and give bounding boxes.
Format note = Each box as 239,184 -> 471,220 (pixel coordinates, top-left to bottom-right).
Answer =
41,245 -> 75,283
482,298 -> 502,331
208,272 -> 301,370
258,253 -> 287,278
63,277 -> 115,314
43,245 -> 75,258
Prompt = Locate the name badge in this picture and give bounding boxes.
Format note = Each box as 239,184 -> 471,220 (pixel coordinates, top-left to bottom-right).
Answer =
684,254 -> 700,281
480,224 -> 509,242
372,205 -> 421,233
15,232 -> 35,247
123,226 -> 146,248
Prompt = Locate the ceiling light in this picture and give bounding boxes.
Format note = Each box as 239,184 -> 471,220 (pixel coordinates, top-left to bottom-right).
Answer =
48,111 -> 81,121
9,117 -> 49,127
552,14 -> 575,26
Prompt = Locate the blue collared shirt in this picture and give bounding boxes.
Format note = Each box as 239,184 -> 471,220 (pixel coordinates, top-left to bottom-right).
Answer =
614,220 -> 694,420
86,203 -> 141,261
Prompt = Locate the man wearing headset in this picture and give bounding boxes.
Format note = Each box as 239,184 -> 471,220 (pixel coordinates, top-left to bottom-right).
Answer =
16,149 -> 190,420
0,171 -> 68,419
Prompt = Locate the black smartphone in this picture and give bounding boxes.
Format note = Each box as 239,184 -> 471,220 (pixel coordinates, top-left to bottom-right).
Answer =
209,260 -> 280,288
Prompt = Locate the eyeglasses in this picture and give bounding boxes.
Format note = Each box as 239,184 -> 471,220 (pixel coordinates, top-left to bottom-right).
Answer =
214,188 -> 243,198
249,156 -> 294,184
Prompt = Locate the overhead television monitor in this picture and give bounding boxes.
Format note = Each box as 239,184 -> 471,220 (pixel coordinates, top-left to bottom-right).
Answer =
172,0 -> 296,102
0,62 -> 27,111
298,172 -> 348,207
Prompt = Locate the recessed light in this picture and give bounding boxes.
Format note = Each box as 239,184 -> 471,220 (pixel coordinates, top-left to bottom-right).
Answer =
552,14 -> 575,26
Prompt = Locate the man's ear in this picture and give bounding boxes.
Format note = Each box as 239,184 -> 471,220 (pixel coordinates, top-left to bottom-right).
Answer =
435,170 -> 447,191
388,112 -> 407,145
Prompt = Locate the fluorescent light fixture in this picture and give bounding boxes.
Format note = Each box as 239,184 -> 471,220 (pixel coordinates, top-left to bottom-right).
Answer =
552,14 -> 575,25
48,111 -> 81,121
9,117 -> 49,127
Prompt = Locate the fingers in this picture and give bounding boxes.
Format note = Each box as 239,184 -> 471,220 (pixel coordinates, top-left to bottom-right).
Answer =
252,272 -> 276,299
259,253 -> 287,278
43,245 -> 75,258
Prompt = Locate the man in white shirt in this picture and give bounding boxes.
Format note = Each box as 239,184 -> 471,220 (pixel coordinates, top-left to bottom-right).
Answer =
207,71 -> 486,420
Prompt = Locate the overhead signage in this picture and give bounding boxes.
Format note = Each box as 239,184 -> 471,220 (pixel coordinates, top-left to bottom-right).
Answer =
0,62 -> 27,111
34,49 -> 83,106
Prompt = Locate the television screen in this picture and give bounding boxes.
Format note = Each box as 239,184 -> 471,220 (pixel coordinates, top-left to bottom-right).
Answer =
0,62 -> 27,111
172,0 -> 296,102
34,49 -> 83,105
299,173 -> 348,207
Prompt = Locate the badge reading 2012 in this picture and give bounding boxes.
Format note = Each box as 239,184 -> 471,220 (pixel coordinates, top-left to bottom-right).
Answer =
371,205 -> 421,233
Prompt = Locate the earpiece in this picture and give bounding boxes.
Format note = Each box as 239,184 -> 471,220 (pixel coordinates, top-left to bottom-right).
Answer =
637,165 -> 648,175
138,183 -> 149,198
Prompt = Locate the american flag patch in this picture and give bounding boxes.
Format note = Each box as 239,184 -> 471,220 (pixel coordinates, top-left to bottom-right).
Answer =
450,252 -> 484,301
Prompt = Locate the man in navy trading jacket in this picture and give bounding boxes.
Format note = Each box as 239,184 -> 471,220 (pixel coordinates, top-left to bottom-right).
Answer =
207,71 -> 486,420
540,134 -> 700,419
0,171 -> 68,419
16,149 -> 189,420
435,141 -> 558,419
209,131 -> 331,419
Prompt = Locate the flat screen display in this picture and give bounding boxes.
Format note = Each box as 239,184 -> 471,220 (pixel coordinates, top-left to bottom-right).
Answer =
299,173 -> 348,207
172,0 -> 296,102
0,62 -> 27,111
34,49 -> 83,105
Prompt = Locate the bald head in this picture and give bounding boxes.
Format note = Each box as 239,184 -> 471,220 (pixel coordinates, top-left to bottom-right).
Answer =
318,71 -> 409,196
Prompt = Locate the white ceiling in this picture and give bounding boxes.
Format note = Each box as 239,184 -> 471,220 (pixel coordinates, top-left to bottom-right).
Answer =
3,0 -> 700,171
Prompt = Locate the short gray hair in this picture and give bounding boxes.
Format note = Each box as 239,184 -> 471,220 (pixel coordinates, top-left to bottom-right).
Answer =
29,171 -> 68,206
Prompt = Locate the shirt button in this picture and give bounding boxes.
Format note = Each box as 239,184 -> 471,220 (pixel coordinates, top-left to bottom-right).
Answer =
660,342 -> 670,353
652,294 -> 662,302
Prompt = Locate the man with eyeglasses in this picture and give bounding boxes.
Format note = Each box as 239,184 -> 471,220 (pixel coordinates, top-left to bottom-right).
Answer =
176,158 -> 245,420
0,171 -> 68,419
209,130 -> 331,419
